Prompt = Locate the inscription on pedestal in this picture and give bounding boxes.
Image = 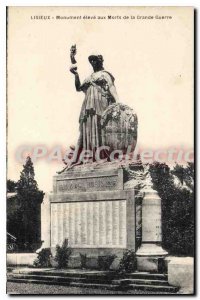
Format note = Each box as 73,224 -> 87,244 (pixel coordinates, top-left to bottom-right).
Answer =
142,200 -> 162,242
50,200 -> 127,248
53,168 -> 123,193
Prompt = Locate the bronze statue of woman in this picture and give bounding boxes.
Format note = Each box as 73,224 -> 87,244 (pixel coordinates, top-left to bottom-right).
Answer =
70,45 -> 119,151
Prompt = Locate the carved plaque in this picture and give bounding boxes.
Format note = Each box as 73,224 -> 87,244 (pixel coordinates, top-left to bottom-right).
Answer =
53,168 -> 123,193
142,200 -> 162,242
50,200 -> 126,248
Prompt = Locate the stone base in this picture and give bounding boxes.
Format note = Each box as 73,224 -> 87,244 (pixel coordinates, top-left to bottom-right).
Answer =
51,248 -> 125,269
136,243 -> 168,256
136,243 -> 168,272
137,256 -> 166,273
40,163 -> 146,269
50,166 -> 136,262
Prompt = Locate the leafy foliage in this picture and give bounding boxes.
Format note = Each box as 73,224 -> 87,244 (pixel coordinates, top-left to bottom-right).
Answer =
7,156 -> 44,251
118,250 -> 136,273
80,253 -> 87,269
172,162 -> 194,192
7,180 -> 17,192
55,239 -> 72,269
97,254 -> 116,271
149,162 -> 194,256
33,248 -> 52,268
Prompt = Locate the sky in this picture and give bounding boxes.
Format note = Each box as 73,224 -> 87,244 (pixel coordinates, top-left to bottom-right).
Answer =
7,6 -> 194,193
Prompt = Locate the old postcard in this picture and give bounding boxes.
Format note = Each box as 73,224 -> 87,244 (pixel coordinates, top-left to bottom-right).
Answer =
6,6 -> 194,295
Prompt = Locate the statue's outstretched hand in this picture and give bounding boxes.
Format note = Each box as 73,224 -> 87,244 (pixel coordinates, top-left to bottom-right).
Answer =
70,44 -> 77,57
70,65 -> 78,75
70,44 -> 77,64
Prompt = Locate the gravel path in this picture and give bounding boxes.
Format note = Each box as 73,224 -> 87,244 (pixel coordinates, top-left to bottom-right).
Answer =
7,282 -> 174,295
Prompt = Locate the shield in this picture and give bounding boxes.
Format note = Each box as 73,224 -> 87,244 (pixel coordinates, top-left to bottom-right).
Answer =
101,103 -> 138,152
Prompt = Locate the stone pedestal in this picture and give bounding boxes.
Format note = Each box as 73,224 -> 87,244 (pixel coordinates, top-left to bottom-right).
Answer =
41,193 -> 51,248
48,165 -> 136,267
136,188 -> 168,272
36,193 -> 51,253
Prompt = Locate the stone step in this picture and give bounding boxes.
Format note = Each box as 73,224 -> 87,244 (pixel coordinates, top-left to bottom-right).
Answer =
113,278 -> 169,286
8,278 -> 117,290
12,270 -> 114,279
128,283 -> 179,293
7,275 -> 179,294
126,272 -> 167,280
12,270 -> 167,281
8,278 -> 71,286
69,282 -> 118,290
8,273 -> 113,284
7,267 -> 15,272
8,274 -> 84,283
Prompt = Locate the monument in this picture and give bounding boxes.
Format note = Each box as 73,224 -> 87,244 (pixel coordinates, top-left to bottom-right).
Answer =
136,165 -> 168,272
42,45 -> 167,270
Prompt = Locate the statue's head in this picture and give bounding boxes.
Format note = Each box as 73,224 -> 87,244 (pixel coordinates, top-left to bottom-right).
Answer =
88,53 -> 104,71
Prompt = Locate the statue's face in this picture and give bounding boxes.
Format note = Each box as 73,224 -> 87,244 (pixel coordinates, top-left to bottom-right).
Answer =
89,57 -> 103,71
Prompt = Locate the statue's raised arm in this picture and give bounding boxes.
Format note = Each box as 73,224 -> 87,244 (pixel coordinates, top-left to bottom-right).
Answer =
69,45 -> 82,91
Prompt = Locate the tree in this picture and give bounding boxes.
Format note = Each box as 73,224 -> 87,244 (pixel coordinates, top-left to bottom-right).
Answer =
7,179 -> 17,192
17,156 -> 40,194
7,156 -> 44,251
149,162 -> 194,256
172,162 -> 194,192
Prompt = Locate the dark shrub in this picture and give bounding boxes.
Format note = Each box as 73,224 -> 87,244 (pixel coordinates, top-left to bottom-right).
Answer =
33,248 -> 52,268
118,250 -> 136,273
80,253 -> 87,269
97,254 -> 116,271
55,239 -> 72,269
149,162 -> 194,256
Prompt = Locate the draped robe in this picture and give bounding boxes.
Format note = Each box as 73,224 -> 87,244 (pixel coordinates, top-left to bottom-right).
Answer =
78,70 -> 116,151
